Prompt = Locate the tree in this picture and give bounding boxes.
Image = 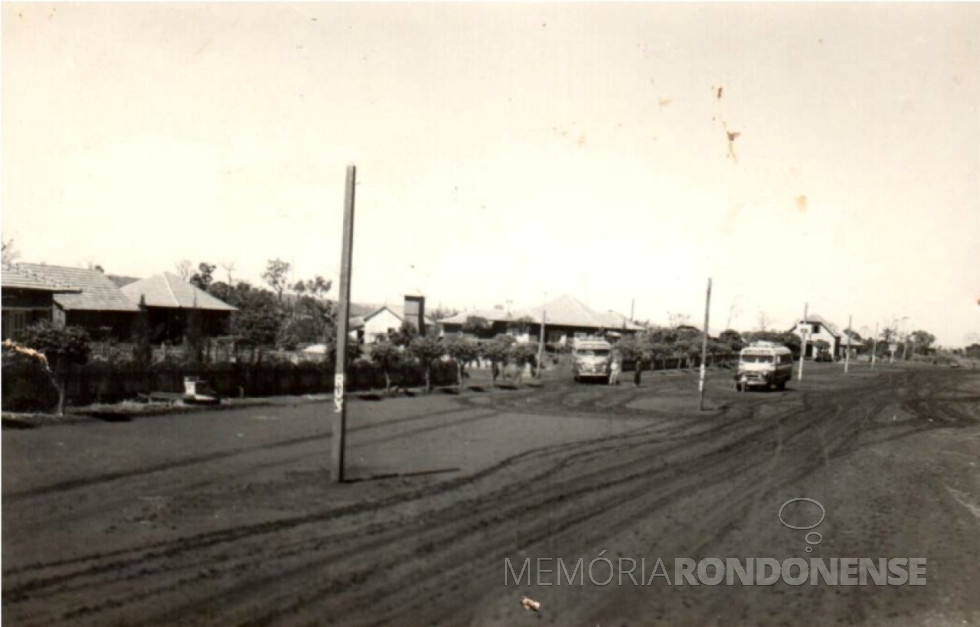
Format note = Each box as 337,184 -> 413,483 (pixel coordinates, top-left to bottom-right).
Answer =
511,315 -> 537,336
262,258 -> 292,302
718,329 -> 745,354
462,315 -> 492,338
480,335 -> 514,385
668,311 -> 692,328
174,259 -> 193,280
407,336 -> 445,392
12,321 -> 91,415
908,330 -> 936,355
429,306 -> 460,321
369,341 -> 402,395
615,335 -> 650,385
231,288 -> 283,360
207,281 -> 242,308
443,335 -> 479,390
290,275 -> 334,345
132,295 -> 153,367
646,341 -> 673,370
184,308 -> 205,365
2,236 -> 20,264
190,262 -> 216,291
389,320 -> 419,347
509,342 -> 539,369
756,311 -> 773,331
219,261 -> 236,285
745,330 -> 801,358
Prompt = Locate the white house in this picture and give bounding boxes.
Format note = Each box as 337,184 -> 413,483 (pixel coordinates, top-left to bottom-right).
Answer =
792,314 -> 841,359
348,304 -> 436,344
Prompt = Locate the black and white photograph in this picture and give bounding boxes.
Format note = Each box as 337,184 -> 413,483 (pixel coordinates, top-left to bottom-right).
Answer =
2,2 -> 978,625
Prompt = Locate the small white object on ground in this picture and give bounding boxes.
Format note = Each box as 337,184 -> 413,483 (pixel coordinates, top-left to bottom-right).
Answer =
521,596 -> 541,611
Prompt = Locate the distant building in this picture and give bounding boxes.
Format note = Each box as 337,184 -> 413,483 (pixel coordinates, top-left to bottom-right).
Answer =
120,273 -> 236,343
349,300 -> 436,344
18,263 -> 140,339
1,264 -> 80,339
792,314 -> 841,359
440,295 -> 642,345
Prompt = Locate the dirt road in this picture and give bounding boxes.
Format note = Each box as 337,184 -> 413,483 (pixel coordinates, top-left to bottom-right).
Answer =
3,364 -> 979,625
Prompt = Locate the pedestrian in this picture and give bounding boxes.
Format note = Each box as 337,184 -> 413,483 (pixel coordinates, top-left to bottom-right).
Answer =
608,352 -> 621,385
634,355 -> 643,386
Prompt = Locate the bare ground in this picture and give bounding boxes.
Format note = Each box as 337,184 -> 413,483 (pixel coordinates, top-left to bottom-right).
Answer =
3,363 -> 979,626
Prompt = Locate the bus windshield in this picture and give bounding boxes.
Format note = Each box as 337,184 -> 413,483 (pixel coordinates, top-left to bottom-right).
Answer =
741,354 -> 775,364
576,349 -> 610,357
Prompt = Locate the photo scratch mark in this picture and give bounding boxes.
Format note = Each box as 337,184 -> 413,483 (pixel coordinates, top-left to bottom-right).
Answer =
723,121 -> 740,164
722,202 -> 744,233
946,485 -> 980,520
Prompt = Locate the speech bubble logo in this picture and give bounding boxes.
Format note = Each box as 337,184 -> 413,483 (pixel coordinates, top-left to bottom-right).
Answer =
778,497 -> 825,553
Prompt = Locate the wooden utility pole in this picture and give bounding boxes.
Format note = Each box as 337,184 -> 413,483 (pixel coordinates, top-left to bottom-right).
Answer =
798,302 -> 808,382
871,321 -> 879,369
698,278 -> 712,411
844,314 -> 852,374
332,165 -> 356,484
537,294 -> 546,379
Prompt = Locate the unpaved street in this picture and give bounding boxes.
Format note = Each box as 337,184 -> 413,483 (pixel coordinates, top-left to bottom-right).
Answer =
3,364 -> 979,626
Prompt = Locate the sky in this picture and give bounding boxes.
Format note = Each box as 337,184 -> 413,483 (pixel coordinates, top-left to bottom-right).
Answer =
2,2 -> 978,346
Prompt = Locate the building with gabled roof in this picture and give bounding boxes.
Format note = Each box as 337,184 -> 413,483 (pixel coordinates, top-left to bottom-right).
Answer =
121,273 -> 236,343
791,314 -> 842,359
1,264 -> 81,339
18,263 -> 140,339
440,294 -> 642,345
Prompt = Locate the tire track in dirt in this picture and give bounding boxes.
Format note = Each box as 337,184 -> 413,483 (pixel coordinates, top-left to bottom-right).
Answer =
6,369 -> 964,626
132,384 -> 844,624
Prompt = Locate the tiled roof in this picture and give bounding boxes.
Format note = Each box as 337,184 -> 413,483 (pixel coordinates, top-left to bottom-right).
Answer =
442,295 -> 643,331
796,314 -> 841,337
1,264 -> 80,293
19,263 -> 138,311
121,273 -> 236,311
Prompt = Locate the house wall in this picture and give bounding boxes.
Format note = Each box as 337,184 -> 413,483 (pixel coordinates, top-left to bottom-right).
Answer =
794,322 -> 839,358
146,308 -> 232,343
363,309 -> 404,344
1,289 -> 56,339
62,309 -> 137,340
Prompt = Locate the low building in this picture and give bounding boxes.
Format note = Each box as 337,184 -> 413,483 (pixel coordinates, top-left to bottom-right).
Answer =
18,263 -> 140,339
120,273 -> 237,343
1,264 -> 80,339
792,314 -> 841,359
349,302 -> 436,344
441,295 -> 642,345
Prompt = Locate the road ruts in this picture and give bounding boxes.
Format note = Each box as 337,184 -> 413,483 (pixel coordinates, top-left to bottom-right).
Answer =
2,367 -> 974,626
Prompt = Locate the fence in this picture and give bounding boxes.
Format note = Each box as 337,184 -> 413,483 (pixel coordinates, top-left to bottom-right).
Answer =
1,358 -> 460,412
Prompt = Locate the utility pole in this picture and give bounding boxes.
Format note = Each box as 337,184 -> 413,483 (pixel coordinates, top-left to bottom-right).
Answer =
537,293 -> 546,379
698,278 -> 712,411
798,302 -> 808,382
331,165 -> 356,484
871,321 -> 879,369
844,314 -> 852,375
630,298 -> 635,322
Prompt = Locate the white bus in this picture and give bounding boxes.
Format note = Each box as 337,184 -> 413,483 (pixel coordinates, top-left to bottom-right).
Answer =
735,341 -> 794,392
572,339 -> 613,383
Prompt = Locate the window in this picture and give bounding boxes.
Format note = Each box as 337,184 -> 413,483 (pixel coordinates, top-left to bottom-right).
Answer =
1,310 -> 28,340
812,324 -> 820,334
575,349 -> 610,357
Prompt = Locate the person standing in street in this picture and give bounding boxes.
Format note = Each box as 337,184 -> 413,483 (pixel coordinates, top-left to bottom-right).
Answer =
609,351 -> 621,385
